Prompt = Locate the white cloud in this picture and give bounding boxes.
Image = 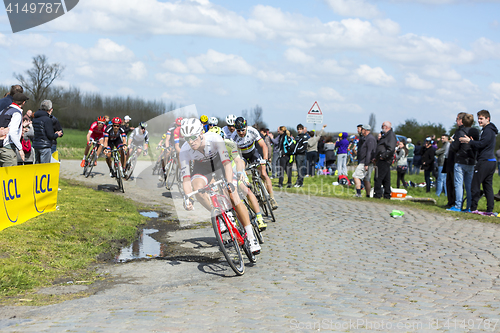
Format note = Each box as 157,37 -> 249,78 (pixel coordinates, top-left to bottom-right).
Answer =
405,73 -> 434,90
442,79 -> 480,95
156,73 -> 202,87
324,0 -> 380,18
355,65 -> 395,86
80,82 -> 99,92
422,66 -> 461,81
162,50 -> 253,76
88,39 -> 135,62
489,82 -> 500,99
318,59 -> 349,75
75,64 -> 95,78
473,37 -> 500,60
319,87 -> 345,101
129,61 -> 147,80
284,48 -> 314,64
256,70 -> 297,83
117,87 -> 137,96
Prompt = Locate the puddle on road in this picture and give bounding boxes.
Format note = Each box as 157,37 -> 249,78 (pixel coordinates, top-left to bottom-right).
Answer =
114,211 -> 219,263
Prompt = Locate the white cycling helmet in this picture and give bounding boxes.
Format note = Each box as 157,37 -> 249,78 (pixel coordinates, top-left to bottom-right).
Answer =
208,116 -> 218,126
225,114 -> 237,126
180,118 -> 204,138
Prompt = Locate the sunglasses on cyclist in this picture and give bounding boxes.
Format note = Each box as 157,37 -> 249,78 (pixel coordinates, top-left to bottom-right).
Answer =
185,135 -> 199,142
98,121 -> 105,125
112,125 -> 120,127
236,129 -> 246,133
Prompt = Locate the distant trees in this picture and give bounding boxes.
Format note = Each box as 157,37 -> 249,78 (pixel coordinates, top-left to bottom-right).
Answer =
394,119 -> 447,143
242,104 -> 267,129
14,55 -> 64,108
368,113 -> 376,132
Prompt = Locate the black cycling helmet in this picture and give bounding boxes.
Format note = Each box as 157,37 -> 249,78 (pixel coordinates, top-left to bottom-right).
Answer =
234,117 -> 247,130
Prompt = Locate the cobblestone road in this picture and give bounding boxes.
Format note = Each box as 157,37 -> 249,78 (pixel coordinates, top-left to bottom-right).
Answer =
2,162 -> 500,332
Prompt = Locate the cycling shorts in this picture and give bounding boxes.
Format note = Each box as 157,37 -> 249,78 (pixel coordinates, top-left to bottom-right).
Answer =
242,149 -> 263,165
191,155 -> 236,187
107,138 -> 125,151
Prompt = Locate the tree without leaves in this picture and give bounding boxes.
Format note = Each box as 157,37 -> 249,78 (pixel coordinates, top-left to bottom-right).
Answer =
14,55 -> 64,108
368,113 -> 376,132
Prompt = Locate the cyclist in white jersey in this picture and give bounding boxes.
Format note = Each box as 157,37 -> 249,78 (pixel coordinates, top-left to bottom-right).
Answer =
230,117 -> 278,210
180,118 -> 261,254
222,114 -> 237,140
127,122 -> 149,163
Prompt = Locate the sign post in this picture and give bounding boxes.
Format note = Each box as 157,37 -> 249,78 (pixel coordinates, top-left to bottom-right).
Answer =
306,101 -> 323,130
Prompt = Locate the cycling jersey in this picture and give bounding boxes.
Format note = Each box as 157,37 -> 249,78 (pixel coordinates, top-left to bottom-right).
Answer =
88,121 -> 106,140
222,125 -> 234,140
104,126 -> 126,149
179,132 -> 230,180
173,126 -> 184,147
130,127 -> 149,145
230,126 -> 263,154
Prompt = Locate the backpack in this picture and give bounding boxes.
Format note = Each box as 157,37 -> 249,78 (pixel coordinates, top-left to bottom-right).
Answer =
338,174 -> 349,185
283,136 -> 296,155
292,134 -> 308,155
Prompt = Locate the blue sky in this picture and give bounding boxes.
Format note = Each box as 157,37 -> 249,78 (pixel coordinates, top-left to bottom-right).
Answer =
1,0 -> 500,133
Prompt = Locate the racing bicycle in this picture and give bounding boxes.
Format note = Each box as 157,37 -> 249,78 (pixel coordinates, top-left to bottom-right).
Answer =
246,162 -> 275,222
162,149 -> 179,190
82,139 -> 99,178
185,177 -> 256,276
110,147 -> 125,193
152,145 -> 166,175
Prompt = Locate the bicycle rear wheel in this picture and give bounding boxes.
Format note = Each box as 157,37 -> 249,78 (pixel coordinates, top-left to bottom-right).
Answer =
125,153 -> 137,180
211,209 -> 245,276
166,159 -> 177,190
84,148 -> 97,178
244,199 -> 264,244
258,179 -> 275,222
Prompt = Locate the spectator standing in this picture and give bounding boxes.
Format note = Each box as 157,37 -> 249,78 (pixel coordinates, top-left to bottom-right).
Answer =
0,93 -> 29,166
395,140 -> 408,189
292,124 -> 309,187
413,141 -> 422,175
460,110 -> 498,214
277,127 -> 294,188
421,138 -> 436,193
373,121 -> 397,199
444,113 -> 465,208
121,115 -> 134,136
324,136 -> 336,171
269,127 -> 283,178
50,108 -> 63,154
448,113 -> 478,212
353,125 -> 375,197
0,85 -> 23,112
406,138 -> 415,174
335,132 -> 349,176
435,134 -> 450,197
18,116 -> 34,165
306,125 -> 327,176
496,147 -> 500,177
33,100 -> 63,164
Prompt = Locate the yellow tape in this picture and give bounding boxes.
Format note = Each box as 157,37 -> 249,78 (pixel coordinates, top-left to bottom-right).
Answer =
0,163 -> 60,231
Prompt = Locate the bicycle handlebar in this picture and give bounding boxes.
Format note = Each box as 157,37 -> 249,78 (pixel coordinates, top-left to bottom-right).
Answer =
185,179 -> 225,199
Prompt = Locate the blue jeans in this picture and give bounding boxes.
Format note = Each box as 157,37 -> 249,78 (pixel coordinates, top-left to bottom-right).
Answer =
454,163 -> 474,211
35,148 -> 53,164
407,157 -> 414,175
435,166 -> 447,197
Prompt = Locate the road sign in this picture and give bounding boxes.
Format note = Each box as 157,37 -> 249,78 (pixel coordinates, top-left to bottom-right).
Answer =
306,101 -> 323,124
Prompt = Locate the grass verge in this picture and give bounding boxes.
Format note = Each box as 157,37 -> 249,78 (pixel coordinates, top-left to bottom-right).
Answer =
0,178 -> 147,305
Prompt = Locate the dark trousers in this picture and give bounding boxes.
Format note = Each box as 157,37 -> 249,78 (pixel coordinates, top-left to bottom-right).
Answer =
295,154 -> 306,185
424,169 -> 432,193
471,160 -> 496,212
306,151 -> 318,176
446,168 -> 455,207
374,161 -> 391,199
396,169 -> 406,188
279,155 -> 292,186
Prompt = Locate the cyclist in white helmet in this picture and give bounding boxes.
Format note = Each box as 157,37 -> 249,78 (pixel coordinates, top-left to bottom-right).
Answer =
179,118 -> 261,254
222,114 -> 237,140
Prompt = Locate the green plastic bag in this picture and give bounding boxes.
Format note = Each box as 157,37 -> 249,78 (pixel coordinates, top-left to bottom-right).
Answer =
390,210 -> 405,218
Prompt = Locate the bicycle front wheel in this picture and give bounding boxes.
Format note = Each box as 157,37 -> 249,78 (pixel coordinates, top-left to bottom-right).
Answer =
115,160 -> 124,193
244,199 -> 264,244
211,209 -> 245,276
125,154 -> 137,180
258,179 -> 275,222
166,160 -> 176,190
84,148 -> 97,178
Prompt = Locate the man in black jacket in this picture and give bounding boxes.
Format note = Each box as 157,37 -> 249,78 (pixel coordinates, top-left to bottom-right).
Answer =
460,110 -> 498,214
353,124 -> 375,197
33,100 -> 62,163
50,111 -> 63,154
448,113 -> 478,212
373,121 -> 397,199
293,124 -> 309,187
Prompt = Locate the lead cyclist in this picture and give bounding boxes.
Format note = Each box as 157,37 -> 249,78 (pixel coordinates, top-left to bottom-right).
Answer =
230,117 -> 278,210
179,118 -> 261,254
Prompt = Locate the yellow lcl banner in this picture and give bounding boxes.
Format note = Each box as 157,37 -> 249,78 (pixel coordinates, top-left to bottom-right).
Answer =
0,162 -> 60,231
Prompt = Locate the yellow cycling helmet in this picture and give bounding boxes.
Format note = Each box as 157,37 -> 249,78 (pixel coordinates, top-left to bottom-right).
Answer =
208,126 -> 224,138
162,133 -> 167,139
200,115 -> 208,123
